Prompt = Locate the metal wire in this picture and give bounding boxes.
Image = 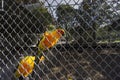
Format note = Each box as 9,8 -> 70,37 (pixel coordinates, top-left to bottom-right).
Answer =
1,0 -> 120,80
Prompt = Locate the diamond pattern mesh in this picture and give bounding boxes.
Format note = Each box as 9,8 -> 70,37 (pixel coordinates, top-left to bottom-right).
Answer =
0,0 -> 120,80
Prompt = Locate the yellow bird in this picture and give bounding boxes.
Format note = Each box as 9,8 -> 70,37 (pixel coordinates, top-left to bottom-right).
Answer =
14,55 -> 45,78
38,28 -> 65,51
37,29 -> 65,63
14,56 -> 35,78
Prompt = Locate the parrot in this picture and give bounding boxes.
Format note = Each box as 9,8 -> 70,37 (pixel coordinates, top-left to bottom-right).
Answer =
13,55 -> 44,79
32,29 -> 65,77
37,28 -> 65,51
14,56 -> 35,78
35,28 -> 65,64
32,28 -> 65,78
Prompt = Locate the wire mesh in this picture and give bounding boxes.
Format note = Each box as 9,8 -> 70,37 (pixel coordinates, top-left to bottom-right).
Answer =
1,0 -> 120,80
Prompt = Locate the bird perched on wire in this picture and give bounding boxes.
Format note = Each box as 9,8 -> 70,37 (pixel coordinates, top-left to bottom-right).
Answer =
34,28 -> 65,62
37,28 -> 65,51
13,55 -> 44,79
32,28 -> 65,79
14,56 -> 35,79
30,24 -> 65,53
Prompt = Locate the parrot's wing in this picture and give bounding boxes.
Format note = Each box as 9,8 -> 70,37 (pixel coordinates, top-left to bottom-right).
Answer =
12,58 -> 22,79
36,33 -> 44,47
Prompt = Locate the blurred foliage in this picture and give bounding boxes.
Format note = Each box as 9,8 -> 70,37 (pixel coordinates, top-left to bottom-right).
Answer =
109,19 -> 120,31
32,6 -> 53,28
56,4 -> 75,26
97,25 -> 120,43
16,0 -> 39,4
15,0 -> 120,43
56,2 -> 99,43
97,27 -> 109,40
56,4 -> 75,42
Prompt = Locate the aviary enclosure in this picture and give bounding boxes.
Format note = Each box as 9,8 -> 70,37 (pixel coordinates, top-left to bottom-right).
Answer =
0,0 -> 120,80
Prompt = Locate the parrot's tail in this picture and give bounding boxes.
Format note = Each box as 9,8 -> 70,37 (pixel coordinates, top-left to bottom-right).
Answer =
11,70 -> 22,80
15,71 -> 20,78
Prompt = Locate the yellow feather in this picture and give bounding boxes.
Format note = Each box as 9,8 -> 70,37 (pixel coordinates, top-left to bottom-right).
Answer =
38,29 -> 64,50
39,56 -> 45,63
15,56 -> 35,78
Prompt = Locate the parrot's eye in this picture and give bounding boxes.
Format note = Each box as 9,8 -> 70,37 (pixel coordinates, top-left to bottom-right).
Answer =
57,29 -> 65,35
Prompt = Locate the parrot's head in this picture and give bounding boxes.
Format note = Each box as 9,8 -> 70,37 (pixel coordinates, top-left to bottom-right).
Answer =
57,29 -> 65,36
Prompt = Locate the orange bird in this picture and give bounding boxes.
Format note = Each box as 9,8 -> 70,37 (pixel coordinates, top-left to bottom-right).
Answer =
14,56 -> 35,78
38,28 -> 65,51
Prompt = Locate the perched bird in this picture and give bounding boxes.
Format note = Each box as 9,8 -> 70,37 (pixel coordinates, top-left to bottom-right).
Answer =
12,55 -> 44,80
32,28 -> 65,79
14,56 -> 35,78
38,28 -> 65,51
36,28 -> 65,65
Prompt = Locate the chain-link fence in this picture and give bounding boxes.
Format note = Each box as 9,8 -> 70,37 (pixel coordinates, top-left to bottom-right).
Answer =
1,0 -> 120,80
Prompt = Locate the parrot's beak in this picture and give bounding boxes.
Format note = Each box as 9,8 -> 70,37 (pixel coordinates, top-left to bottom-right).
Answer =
61,30 -> 65,36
